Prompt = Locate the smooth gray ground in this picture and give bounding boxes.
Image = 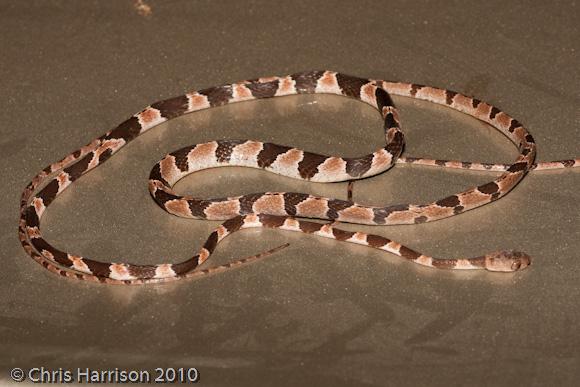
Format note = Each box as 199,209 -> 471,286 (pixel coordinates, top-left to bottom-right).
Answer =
1,1 -> 579,386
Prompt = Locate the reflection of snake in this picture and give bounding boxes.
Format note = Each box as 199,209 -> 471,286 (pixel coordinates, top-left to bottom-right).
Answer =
19,71 -> 579,284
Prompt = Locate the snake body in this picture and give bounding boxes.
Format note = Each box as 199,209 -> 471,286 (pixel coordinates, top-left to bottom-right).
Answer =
19,71 -> 579,284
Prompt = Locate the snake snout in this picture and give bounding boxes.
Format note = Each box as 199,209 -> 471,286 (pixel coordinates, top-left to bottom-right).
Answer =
484,250 -> 532,272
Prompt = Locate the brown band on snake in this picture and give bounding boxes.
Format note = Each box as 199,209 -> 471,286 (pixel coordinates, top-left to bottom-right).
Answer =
19,71 -> 579,284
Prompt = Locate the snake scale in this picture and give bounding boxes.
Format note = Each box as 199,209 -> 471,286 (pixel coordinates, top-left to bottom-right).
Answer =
19,71 -> 579,284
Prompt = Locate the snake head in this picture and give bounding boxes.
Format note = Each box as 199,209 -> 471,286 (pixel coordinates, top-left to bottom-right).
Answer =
484,250 -> 531,272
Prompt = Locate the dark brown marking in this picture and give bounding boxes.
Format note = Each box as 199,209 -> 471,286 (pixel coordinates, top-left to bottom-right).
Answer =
239,193 -> 264,215
389,204 -> 410,212
64,152 -> 93,182
188,199 -> 211,218
151,95 -> 189,119
171,258 -> 199,275
471,98 -> 481,108
435,159 -> 447,167
562,160 -> 575,167
372,204 -> 410,224
41,165 -> 52,176
258,214 -> 286,228
200,86 -> 233,107
431,259 -> 457,269
326,199 -> 353,220
335,73 -> 368,98
477,182 -> 500,195
525,134 -> 535,143
128,265 -> 157,279
298,221 -> 323,233
507,162 -> 528,173
83,258 -> 112,278
345,154 -> 374,178
508,119 -> 521,133
399,246 -> 421,260
98,148 -> 113,164
37,179 -> 60,206
203,232 -> 219,254
21,189 -> 31,207
414,216 -> 428,224
292,70 -> 325,93
151,188 -> 180,206
223,216 -> 245,232
445,90 -> 457,105
25,205 -> 40,227
347,181 -> 354,202
384,131 -> 405,155
107,116 -> 142,142
367,234 -> 389,248
489,106 -> 500,119
375,88 -> 394,111
332,228 -> 355,241
453,205 -> 464,215
410,84 -> 424,96
283,192 -> 310,216
170,146 -> 193,172
384,112 -> 398,129
298,152 -> 329,179
216,140 -> 244,163
257,143 -> 292,169
149,164 -> 169,186
31,238 -> 70,266
246,80 -> 279,99
436,195 -> 460,208
371,209 -> 388,225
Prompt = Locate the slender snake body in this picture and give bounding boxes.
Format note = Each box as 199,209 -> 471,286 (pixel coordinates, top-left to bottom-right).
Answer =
19,71 -> 579,284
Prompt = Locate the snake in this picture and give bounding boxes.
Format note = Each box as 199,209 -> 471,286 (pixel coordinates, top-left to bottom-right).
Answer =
19,70 -> 579,284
